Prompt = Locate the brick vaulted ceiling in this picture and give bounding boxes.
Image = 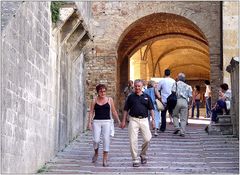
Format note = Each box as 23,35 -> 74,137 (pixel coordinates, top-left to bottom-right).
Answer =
118,13 -> 210,80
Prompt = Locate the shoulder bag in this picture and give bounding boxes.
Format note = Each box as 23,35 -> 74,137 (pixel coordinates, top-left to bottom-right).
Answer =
167,82 -> 178,113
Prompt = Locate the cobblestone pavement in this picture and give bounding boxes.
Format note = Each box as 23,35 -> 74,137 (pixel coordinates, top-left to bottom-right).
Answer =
43,119 -> 239,174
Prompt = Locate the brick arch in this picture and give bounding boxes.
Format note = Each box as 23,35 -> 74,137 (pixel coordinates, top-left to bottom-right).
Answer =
117,13 -> 208,65
153,45 -> 209,76
117,12 -> 210,92
129,34 -> 208,62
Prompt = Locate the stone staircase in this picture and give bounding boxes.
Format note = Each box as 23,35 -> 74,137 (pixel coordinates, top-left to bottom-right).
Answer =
41,121 -> 239,174
208,115 -> 233,135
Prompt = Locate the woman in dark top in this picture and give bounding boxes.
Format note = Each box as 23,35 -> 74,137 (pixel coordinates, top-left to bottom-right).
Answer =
87,84 -> 121,167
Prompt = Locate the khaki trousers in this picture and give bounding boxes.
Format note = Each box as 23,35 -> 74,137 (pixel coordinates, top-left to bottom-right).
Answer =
128,117 -> 152,163
172,98 -> 188,134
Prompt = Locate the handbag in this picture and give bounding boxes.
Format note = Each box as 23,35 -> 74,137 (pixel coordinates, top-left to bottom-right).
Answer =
109,102 -> 115,137
110,119 -> 115,137
156,99 -> 165,111
226,100 -> 231,110
167,82 -> 178,113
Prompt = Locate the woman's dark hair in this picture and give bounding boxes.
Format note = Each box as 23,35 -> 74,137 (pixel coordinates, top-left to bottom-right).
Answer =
195,85 -> 200,91
96,84 -> 107,93
204,80 -> 210,85
220,83 -> 228,91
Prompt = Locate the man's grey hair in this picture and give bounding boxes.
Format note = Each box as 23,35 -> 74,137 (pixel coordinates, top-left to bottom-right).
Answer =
178,73 -> 186,82
134,79 -> 143,85
147,80 -> 155,88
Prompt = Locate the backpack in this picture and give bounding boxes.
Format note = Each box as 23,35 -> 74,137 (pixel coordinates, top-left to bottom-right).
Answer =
167,83 -> 178,113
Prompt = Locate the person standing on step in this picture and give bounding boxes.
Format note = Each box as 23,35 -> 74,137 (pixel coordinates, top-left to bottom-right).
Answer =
144,80 -> 161,136
191,85 -> 201,119
121,79 -> 155,167
204,80 -> 212,118
158,69 -> 176,132
88,84 -> 121,167
124,80 -> 134,98
142,80 -> 148,92
172,73 -> 192,137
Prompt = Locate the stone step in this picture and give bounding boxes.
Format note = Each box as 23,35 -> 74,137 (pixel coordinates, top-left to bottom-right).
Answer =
208,123 -> 233,135
217,115 -> 232,123
42,122 -> 239,174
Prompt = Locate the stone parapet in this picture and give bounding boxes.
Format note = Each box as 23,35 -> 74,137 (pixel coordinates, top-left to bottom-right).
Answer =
226,57 -> 239,138
208,115 -> 233,135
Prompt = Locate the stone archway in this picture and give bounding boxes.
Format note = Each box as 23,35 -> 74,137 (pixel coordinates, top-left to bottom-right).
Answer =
117,13 -> 211,113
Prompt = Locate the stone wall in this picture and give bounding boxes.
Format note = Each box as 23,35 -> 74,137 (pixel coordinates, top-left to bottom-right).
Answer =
1,1 -> 87,173
1,1 -> 22,31
83,1 -> 222,107
71,52 -> 86,133
1,2 -> 56,173
55,44 -> 87,151
75,1 -> 93,34
222,2 -> 239,86
85,56 -> 117,99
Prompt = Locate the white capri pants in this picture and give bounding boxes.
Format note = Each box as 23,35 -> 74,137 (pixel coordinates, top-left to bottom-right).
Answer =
92,120 -> 111,152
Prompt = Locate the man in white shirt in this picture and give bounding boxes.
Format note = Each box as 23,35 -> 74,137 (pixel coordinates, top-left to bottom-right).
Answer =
158,69 -> 175,132
204,80 -> 212,118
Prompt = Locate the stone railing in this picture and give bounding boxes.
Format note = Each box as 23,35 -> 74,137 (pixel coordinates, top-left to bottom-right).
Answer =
208,115 -> 233,135
226,57 -> 239,139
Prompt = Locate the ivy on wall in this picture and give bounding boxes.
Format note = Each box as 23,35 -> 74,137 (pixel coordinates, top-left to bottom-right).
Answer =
50,1 -> 66,23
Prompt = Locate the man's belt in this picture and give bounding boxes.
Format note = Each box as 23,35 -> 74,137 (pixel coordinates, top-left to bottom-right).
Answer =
131,115 -> 147,119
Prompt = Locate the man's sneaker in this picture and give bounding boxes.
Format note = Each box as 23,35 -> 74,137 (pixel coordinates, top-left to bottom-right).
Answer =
140,156 -> 147,164
205,126 -> 209,133
154,129 -> 158,136
133,162 -> 140,167
180,132 -> 185,137
173,129 -> 180,134
160,129 -> 165,132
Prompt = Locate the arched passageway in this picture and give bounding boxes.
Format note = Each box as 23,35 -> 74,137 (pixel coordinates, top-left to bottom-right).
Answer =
117,13 -> 210,112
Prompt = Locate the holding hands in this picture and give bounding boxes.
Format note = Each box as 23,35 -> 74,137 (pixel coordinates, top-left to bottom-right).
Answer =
121,120 -> 126,129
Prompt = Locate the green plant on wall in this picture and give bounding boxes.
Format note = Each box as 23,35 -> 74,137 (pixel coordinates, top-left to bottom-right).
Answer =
51,1 -> 65,23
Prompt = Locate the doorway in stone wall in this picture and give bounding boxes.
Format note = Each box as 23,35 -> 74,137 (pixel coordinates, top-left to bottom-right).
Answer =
117,13 -> 210,119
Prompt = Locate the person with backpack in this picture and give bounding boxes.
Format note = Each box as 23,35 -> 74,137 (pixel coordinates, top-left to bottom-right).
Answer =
158,69 -> 175,132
